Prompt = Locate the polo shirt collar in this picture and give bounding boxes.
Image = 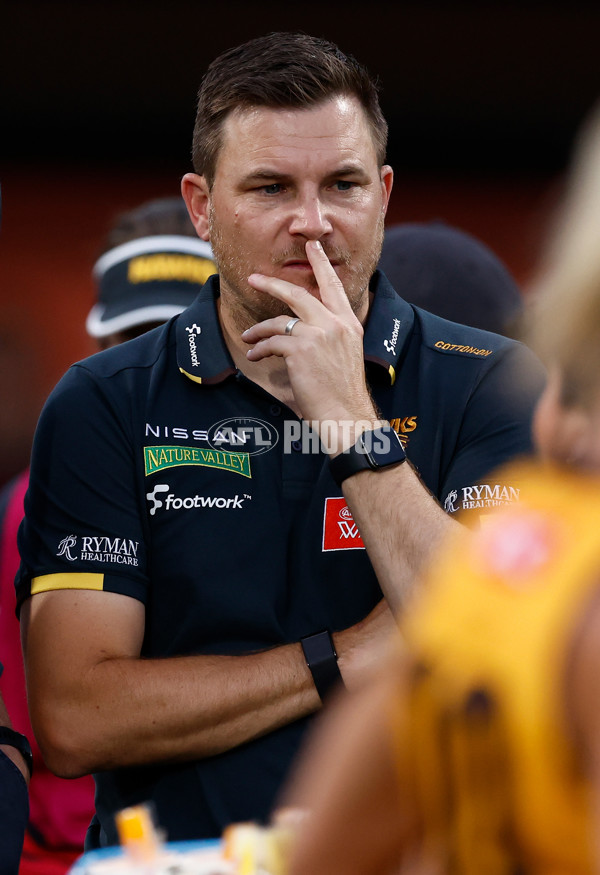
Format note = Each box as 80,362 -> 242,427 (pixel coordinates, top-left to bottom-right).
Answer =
176,271 -> 413,387
363,270 -> 415,385
176,275 -> 236,385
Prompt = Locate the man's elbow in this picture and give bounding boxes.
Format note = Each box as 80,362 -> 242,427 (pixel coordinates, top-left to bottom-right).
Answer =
32,708 -> 101,778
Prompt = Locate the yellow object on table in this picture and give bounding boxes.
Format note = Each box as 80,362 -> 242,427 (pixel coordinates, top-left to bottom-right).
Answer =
115,804 -> 162,863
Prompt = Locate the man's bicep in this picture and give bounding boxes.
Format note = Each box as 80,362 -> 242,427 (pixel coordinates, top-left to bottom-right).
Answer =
22,589 -> 145,697
21,588 -> 145,775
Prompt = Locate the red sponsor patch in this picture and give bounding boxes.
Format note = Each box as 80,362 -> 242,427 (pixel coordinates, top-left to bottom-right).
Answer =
322,497 -> 365,551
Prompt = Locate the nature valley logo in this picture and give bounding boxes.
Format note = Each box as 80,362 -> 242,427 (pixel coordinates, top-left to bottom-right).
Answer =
144,445 -> 251,479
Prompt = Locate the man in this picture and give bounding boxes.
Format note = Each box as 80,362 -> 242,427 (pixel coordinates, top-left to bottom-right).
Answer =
16,33 -> 543,848
285,103 -> 600,875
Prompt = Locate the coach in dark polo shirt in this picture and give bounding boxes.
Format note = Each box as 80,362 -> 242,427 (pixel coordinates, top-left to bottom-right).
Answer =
17,33 -> 544,847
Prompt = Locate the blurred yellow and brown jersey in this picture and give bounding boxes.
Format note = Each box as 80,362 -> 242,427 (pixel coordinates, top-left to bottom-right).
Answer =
396,460 -> 600,875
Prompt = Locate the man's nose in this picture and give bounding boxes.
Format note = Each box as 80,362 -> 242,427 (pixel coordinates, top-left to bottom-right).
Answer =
288,194 -> 333,239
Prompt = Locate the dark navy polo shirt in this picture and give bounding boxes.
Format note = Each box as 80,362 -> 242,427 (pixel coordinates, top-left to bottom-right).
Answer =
16,271 -> 545,846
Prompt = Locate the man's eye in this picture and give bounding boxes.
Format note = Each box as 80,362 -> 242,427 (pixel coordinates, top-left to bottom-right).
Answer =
262,183 -> 282,195
335,180 -> 355,191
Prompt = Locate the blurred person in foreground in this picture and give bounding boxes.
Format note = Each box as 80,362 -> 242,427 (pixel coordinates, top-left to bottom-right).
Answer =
285,103 -> 600,875
16,33 -> 543,849
378,221 -> 524,336
0,196 -> 214,873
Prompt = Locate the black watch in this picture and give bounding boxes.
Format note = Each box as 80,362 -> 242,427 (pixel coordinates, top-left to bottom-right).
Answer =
0,726 -> 33,778
300,630 -> 344,702
330,425 -> 407,487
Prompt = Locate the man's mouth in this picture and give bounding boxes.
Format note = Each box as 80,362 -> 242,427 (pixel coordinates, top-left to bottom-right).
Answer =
281,258 -> 340,269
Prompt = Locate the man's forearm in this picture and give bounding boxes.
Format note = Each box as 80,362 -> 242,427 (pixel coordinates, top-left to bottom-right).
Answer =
341,459 -> 460,615
24,587 -> 395,778
321,410 -> 460,616
30,642 -> 320,777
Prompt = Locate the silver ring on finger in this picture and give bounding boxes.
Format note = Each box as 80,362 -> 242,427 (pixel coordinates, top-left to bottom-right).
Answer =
284,317 -> 301,336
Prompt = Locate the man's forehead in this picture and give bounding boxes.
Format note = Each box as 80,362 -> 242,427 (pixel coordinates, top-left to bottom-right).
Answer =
227,94 -> 363,125
218,96 -> 377,165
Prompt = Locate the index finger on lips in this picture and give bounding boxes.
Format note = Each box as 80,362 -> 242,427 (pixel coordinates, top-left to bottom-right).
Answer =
305,240 -> 353,316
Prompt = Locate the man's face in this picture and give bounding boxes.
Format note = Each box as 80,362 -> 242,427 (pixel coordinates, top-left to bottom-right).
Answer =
201,96 -> 392,327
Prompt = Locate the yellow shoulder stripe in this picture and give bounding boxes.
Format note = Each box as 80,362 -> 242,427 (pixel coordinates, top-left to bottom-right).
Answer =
31,572 -> 105,595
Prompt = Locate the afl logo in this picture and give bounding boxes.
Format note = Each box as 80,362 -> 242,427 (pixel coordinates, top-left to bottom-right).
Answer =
339,506 -> 354,521
208,417 -> 279,457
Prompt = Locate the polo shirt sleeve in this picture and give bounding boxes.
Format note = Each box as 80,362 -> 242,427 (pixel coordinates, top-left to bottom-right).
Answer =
438,340 -> 546,525
15,363 -> 148,614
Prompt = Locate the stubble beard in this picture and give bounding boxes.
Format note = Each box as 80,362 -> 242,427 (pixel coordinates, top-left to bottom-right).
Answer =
208,205 -> 385,334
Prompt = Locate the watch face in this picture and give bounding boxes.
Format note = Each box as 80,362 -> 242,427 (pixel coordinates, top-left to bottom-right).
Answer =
330,426 -> 406,485
362,427 -> 406,469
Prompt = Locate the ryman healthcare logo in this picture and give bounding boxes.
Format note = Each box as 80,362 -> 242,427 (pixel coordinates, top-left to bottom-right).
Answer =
146,483 -> 249,516
444,482 -> 521,514
57,534 -> 140,566
322,497 -> 365,552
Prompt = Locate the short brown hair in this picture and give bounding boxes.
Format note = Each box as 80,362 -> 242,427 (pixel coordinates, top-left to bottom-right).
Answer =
191,32 -> 388,187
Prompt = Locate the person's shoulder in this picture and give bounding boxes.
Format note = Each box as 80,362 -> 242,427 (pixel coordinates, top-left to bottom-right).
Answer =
74,321 -> 173,381
41,322 -> 174,421
413,306 -> 521,363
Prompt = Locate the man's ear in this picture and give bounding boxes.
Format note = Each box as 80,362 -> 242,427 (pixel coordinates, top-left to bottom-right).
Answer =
181,173 -> 211,242
379,165 -> 393,219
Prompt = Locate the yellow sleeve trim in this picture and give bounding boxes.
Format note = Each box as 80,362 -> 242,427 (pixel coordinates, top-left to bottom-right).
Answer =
388,364 -> 396,385
31,572 -> 105,595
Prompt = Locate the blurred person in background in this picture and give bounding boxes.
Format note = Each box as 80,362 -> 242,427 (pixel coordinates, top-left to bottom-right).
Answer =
0,184 -> 32,875
0,663 -> 30,875
0,195 -> 214,873
378,221 -> 524,336
285,101 -> 600,875
87,196 -> 214,349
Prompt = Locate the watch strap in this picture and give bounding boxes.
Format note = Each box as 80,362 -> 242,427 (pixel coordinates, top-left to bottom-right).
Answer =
300,630 -> 343,702
0,726 -> 33,778
330,425 -> 407,487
